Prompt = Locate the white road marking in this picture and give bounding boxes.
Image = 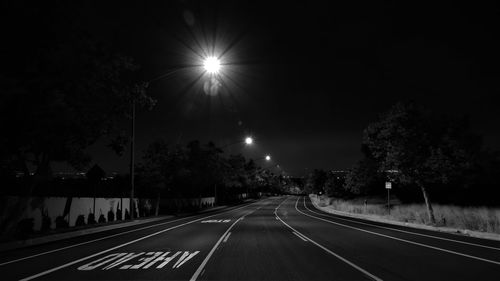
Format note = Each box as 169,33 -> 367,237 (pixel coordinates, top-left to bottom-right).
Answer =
302,197 -> 500,251
274,198 -> 383,281
190,217 -> 244,281
292,231 -> 307,242
76,253 -> 127,271
173,251 -> 199,268
201,219 -> 231,223
223,232 -> 231,243
296,197 -> 500,266
130,252 -> 163,269
18,200 -> 264,281
0,201 -> 257,267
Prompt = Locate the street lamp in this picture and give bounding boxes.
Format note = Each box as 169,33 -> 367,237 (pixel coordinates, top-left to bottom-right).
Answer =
245,137 -> 253,145
128,56 -> 223,219
203,56 -> 221,74
221,136 -> 254,149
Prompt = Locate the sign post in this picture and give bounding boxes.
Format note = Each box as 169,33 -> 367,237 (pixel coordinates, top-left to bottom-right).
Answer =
385,182 -> 392,214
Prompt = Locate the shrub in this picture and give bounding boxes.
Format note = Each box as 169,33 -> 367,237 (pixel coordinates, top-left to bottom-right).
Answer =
125,209 -> 130,220
41,215 -> 51,232
75,215 -> 86,227
116,208 -> 122,220
98,214 -> 106,223
107,210 -> 115,222
16,218 -> 34,238
55,216 -> 69,229
87,213 -> 96,225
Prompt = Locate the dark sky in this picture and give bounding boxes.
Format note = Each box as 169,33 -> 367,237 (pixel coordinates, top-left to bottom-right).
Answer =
20,1 -> 500,176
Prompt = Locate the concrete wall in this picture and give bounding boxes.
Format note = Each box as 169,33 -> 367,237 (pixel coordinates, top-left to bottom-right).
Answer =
0,196 -> 139,232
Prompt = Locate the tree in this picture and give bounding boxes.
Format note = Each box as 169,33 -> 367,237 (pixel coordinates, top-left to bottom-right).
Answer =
0,3 -> 155,195
363,102 -> 482,224
304,169 -> 328,194
324,172 -> 346,197
344,157 -> 384,196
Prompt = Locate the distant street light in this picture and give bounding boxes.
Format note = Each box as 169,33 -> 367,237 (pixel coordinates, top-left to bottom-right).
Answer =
265,155 -> 271,161
203,56 -> 221,74
245,137 -> 253,145
221,136 -> 254,149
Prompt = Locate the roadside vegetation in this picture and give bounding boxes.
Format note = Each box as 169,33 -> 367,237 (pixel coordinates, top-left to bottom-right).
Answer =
305,102 -> 500,234
311,194 -> 500,234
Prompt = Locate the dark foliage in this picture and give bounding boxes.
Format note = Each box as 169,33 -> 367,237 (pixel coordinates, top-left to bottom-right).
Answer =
55,216 -> 69,229
75,215 -> 86,227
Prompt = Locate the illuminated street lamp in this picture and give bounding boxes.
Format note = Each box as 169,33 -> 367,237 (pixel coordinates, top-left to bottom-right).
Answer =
221,136 -> 254,149
203,56 -> 221,74
265,154 -> 271,161
245,137 -> 253,145
129,57 -> 224,219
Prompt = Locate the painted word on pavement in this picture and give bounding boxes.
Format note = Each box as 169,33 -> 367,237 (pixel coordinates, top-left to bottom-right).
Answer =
77,251 -> 200,271
201,219 -> 231,223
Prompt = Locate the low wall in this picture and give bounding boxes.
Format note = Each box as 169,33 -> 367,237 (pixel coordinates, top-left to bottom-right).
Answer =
0,194 -> 241,235
0,196 -> 141,233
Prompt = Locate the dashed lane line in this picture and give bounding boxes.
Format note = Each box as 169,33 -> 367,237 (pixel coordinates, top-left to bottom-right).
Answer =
190,217 -> 244,281
18,201 -> 265,281
302,197 -> 500,251
295,197 -> 500,266
274,199 -> 383,281
1,201 -> 259,267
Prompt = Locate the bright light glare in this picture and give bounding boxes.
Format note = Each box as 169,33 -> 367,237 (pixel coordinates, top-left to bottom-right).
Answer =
203,57 -> 220,74
245,137 -> 253,145
265,155 -> 271,161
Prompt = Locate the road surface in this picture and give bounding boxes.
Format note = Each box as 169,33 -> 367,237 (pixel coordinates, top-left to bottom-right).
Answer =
1,196 -> 499,280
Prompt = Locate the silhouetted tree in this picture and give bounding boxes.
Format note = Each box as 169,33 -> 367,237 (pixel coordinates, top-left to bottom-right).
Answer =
305,169 -> 328,194
363,102 -> 482,224
344,157 -> 384,196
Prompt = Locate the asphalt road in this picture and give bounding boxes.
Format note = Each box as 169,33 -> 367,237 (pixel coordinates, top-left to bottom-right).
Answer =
0,196 -> 499,281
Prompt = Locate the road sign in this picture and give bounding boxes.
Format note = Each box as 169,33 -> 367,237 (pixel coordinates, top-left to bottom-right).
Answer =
385,182 -> 392,189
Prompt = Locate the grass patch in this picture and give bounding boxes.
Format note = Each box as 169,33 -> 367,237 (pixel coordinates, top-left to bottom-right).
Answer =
311,195 -> 500,234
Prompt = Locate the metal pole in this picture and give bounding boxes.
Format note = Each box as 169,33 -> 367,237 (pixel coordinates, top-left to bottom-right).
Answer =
130,100 -> 135,219
387,188 -> 390,215
214,183 -> 217,206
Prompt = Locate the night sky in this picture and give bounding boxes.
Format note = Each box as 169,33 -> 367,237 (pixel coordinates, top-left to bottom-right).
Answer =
17,1 -> 500,176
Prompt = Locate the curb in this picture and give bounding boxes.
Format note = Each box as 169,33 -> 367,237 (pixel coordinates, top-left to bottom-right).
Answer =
309,196 -> 500,242
0,200 -> 256,253
0,215 -> 175,252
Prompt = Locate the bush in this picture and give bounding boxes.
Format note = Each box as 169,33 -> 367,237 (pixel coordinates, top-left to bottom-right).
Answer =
87,213 -> 96,225
55,216 -> 69,229
116,208 -> 122,220
124,209 -> 130,220
16,218 -> 34,238
41,215 -> 51,232
98,214 -> 106,223
107,210 -> 115,222
75,215 -> 86,227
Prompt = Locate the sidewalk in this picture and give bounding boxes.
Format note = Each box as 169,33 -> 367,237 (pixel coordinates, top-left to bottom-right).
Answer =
0,201 -> 253,252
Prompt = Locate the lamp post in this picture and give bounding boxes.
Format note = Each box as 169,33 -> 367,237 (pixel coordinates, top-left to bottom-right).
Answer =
129,56 -> 222,219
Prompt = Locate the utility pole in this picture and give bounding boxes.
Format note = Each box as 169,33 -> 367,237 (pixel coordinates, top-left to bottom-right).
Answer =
130,100 -> 136,219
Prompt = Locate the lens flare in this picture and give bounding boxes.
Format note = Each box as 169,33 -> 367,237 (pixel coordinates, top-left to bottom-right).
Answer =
203,57 -> 220,74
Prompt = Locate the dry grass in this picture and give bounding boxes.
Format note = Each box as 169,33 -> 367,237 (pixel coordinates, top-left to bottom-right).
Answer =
311,195 -> 500,234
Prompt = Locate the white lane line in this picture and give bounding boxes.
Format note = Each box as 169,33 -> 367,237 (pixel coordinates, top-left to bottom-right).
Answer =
292,232 -> 307,242
223,232 -> 232,243
190,217 -> 243,281
303,197 -> 500,251
18,201 -> 264,281
295,197 -> 500,266
274,198 -> 383,281
1,201 -> 259,267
